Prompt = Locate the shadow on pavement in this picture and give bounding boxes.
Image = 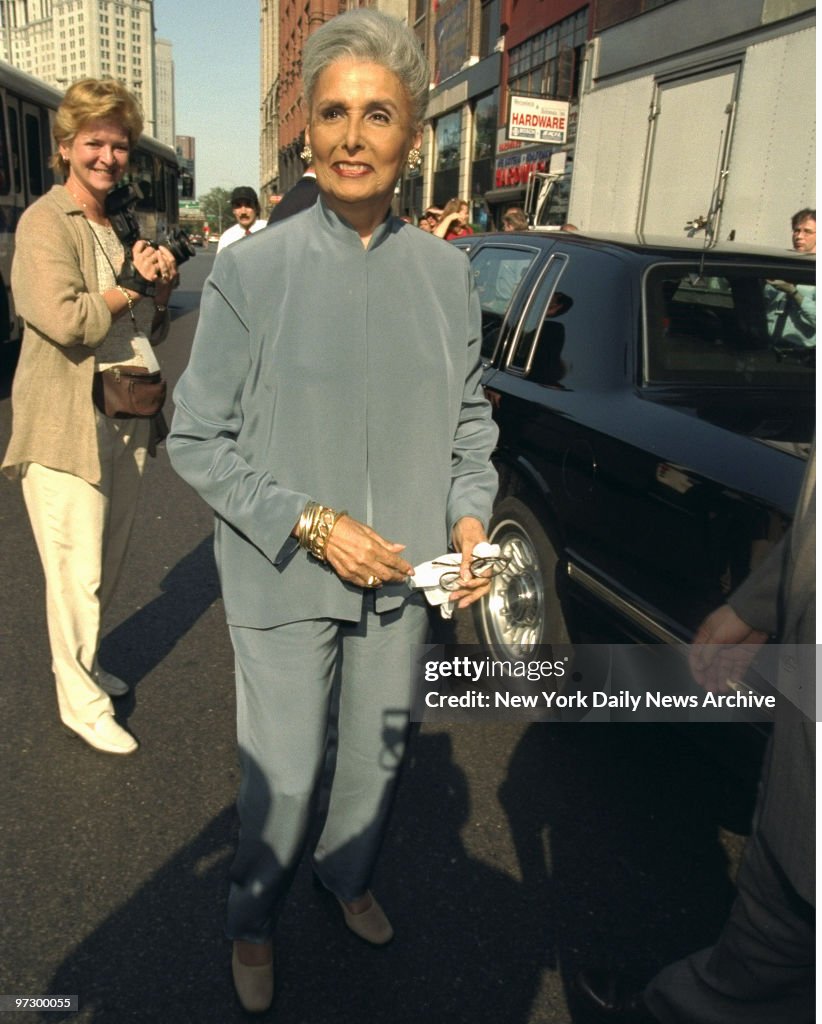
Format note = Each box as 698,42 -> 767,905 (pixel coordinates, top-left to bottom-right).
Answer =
498,722 -> 754,1022
42,730 -> 557,1024
97,534 -> 220,691
13,587 -> 759,1024
39,717 -> 756,1024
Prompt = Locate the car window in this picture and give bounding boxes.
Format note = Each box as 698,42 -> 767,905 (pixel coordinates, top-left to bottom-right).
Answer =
507,254 -> 567,377
507,248 -> 628,387
644,265 -> 816,386
469,245 -> 540,360
472,246 -> 537,313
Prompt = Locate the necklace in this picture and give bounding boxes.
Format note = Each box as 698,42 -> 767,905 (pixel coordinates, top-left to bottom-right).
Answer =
66,185 -> 107,224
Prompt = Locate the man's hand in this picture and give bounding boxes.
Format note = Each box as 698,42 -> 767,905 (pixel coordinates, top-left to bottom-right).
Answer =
688,604 -> 768,693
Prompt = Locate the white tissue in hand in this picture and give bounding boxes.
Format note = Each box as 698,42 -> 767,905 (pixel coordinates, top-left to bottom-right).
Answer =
471,542 -> 500,559
409,542 -> 501,610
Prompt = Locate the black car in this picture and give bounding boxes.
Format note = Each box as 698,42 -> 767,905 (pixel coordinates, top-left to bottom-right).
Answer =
454,230 -> 814,661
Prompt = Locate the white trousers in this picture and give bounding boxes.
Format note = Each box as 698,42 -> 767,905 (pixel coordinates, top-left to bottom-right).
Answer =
21,413 -> 149,727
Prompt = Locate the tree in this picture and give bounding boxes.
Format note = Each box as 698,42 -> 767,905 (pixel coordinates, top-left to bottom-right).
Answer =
198,187 -> 233,235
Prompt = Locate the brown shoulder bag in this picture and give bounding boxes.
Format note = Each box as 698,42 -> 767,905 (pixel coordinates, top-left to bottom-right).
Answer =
92,366 -> 167,418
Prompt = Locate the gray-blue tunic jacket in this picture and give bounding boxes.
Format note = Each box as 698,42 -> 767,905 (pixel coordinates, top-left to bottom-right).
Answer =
168,201 -> 498,628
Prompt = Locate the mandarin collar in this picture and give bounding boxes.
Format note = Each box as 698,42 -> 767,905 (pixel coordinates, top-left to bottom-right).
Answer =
315,197 -> 397,252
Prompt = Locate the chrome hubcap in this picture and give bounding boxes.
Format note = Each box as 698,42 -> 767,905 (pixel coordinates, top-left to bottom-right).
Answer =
484,527 -> 544,655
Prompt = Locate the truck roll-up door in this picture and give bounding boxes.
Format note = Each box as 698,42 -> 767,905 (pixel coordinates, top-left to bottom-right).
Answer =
639,64 -> 739,241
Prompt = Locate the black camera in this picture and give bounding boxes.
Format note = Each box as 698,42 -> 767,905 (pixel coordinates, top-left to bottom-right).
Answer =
105,184 -> 196,294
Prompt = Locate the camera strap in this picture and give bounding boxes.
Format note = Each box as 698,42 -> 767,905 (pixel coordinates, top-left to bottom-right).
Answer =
87,220 -> 138,326
88,216 -> 156,298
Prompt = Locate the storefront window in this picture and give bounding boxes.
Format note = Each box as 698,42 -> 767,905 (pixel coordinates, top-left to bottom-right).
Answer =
472,92 -> 497,212
434,0 -> 470,85
479,0 -> 500,59
436,110 -> 461,172
473,93 -> 497,162
508,7 -> 588,100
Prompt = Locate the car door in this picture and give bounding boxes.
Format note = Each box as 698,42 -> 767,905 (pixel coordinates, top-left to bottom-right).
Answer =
482,243 -> 811,651
614,259 -> 813,632
482,243 -> 641,630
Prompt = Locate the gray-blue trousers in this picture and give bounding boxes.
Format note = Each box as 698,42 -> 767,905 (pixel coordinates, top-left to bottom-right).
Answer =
644,827 -> 814,1023
226,596 -> 429,942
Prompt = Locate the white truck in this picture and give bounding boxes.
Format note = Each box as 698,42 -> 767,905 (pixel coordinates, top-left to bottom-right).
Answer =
562,9 -> 815,248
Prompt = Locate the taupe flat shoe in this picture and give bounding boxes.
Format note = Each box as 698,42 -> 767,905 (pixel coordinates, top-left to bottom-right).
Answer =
338,892 -> 394,945
231,943 -> 274,1014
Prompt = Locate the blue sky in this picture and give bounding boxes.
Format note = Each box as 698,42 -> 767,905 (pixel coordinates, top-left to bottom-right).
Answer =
154,0 -> 261,197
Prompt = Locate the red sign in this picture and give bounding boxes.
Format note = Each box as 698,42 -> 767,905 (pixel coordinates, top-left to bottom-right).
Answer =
494,156 -> 550,189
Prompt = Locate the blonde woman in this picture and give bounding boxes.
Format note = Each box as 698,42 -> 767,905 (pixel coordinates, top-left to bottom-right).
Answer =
434,196 -> 474,239
2,78 -> 177,755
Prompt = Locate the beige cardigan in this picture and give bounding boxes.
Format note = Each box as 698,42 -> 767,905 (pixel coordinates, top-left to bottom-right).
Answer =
2,185 -> 167,484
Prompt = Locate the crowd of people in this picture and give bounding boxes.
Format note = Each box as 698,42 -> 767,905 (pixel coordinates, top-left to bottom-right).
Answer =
416,199 -> 523,237
397,199 -> 474,236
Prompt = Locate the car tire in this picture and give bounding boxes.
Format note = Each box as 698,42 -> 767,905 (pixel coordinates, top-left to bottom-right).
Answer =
474,496 -> 569,661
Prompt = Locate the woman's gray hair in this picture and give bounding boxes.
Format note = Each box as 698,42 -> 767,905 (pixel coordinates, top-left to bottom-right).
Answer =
302,9 -> 429,127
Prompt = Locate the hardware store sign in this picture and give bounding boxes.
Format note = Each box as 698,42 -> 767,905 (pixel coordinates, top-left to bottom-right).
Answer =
508,96 -> 569,144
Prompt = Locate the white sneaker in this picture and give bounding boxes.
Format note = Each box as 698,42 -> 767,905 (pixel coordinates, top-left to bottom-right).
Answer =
92,666 -> 129,697
62,712 -> 138,755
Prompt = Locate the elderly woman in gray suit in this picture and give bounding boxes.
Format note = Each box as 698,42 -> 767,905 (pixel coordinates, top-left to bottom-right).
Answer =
167,9 -> 498,1014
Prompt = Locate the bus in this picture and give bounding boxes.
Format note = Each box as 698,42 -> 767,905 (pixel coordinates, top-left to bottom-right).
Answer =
0,60 -> 183,347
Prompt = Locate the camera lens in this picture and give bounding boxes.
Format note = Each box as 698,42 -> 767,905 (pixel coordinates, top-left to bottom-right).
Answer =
163,229 -> 196,266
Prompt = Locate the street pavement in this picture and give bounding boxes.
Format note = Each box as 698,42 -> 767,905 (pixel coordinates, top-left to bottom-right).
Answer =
0,250 -> 759,1024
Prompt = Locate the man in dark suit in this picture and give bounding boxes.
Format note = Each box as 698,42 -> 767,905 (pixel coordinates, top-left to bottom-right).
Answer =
267,166 -> 318,225
579,449 -> 816,1023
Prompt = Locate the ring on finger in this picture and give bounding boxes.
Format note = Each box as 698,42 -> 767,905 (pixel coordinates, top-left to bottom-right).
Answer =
366,574 -> 381,588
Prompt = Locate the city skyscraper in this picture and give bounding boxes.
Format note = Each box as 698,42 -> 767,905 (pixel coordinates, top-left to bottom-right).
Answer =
154,36 -> 174,147
0,0 -> 165,138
